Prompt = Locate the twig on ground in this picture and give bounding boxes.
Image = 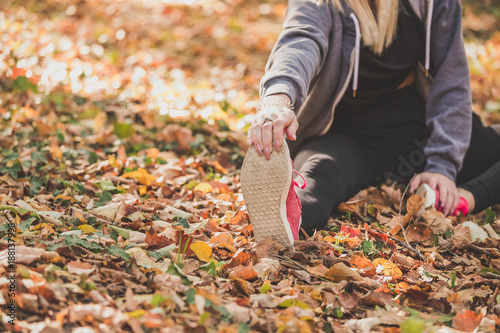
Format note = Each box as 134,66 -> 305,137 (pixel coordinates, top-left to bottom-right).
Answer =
396,174 -> 426,260
398,174 -> 416,245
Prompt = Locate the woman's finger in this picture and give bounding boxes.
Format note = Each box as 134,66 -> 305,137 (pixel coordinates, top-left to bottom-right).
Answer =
438,182 -> 448,213
286,117 -> 299,141
247,124 -> 254,145
252,121 -> 264,156
409,174 -> 421,193
273,117 -> 285,153
262,121 -> 274,160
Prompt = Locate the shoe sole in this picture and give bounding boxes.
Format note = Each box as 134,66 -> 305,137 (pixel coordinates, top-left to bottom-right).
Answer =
241,142 -> 294,247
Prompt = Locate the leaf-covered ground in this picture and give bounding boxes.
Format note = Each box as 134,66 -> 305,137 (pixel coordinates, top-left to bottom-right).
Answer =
1,0 -> 500,332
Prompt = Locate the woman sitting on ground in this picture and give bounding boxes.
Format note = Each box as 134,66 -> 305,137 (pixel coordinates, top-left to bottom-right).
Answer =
241,0 -> 500,246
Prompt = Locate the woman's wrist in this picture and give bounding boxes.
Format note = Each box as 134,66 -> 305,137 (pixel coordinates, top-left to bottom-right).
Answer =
258,94 -> 293,111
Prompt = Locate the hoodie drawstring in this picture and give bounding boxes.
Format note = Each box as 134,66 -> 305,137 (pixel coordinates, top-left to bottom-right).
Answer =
349,1 -> 432,96
350,13 -> 361,98
425,0 -> 433,77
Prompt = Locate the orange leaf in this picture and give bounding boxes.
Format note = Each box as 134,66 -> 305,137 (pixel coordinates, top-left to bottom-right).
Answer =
54,194 -> 76,203
228,210 -> 248,225
145,227 -> 170,250
364,223 -> 397,252
452,310 -> 483,332
210,232 -> 234,246
323,235 -> 336,243
340,237 -> 362,249
212,161 -> 228,175
229,264 -> 258,281
351,253 -> 374,269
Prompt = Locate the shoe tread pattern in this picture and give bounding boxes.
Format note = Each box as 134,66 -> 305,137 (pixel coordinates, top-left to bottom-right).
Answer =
241,143 -> 292,247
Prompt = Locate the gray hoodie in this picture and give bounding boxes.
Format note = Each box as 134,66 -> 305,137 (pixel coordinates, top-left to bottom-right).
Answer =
260,0 -> 472,181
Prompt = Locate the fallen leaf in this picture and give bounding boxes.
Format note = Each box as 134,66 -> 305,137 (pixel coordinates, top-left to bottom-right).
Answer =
145,227 -> 170,250
306,264 -> 329,277
194,182 -> 213,196
190,241 -> 214,262
229,264 -> 258,281
325,262 -> 363,282
122,168 -> 156,186
210,232 -> 234,247
406,222 -> 433,242
372,258 -> 402,277
67,261 -> 96,275
389,194 -> 423,236
340,225 -> 362,239
78,224 -> 97,234
452,310 -> 483,332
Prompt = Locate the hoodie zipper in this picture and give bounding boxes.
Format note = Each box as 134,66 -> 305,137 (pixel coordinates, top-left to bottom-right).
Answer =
320,13 -> 360,136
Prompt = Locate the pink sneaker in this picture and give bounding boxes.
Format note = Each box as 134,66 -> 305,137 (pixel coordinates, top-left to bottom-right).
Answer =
241,140 -> 306,247
416,183 -> 469,216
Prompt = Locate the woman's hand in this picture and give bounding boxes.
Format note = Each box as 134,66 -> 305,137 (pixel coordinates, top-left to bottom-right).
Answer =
410,172 -> 459,216
247,95 -> 298,160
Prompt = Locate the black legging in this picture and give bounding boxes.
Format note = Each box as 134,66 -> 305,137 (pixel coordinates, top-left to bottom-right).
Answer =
293,85 -> 500,235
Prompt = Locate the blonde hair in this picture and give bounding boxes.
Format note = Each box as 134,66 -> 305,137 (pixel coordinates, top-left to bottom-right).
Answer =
331,0 -> 399,55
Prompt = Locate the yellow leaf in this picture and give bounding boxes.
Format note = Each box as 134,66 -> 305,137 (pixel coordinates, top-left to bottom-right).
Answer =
126,309 -> 146,318
121,168 -> 155,186
138,186 -> 147,196
108,156 -> 117,167
32,223 -> 50,231
78,224 -> 97,234
190,241 -> 215,262
194,182 -> 213,195
73,211 -> 87,224
54,194 -> 76,203
14,214 -> 21,226
372,258 -> 403,277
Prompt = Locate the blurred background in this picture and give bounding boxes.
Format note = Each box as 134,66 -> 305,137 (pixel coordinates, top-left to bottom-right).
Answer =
0,0 -> 499,161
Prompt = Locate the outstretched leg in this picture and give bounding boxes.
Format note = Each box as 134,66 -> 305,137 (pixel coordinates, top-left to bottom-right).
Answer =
293,132 -> 390,235
456,118 -> 500,213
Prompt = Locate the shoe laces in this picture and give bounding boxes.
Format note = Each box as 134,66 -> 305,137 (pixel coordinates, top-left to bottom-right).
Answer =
292,170 -> 307,189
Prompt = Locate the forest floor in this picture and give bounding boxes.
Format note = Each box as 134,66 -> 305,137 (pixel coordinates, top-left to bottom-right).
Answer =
1,0 -> 500,332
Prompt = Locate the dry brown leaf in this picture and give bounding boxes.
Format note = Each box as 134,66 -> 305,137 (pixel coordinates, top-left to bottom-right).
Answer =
422,210 -> 453,234
229,264 -> 258,281
324,262 -> 363,282
450,224 -> 472,250
389,194 -> 423,236
306,264 -> 329,277
406,222 -> 434,242
338,291 -> 360,310
145,227 -> 170,250
67,261 -> 96,275
231,277 -> 251,296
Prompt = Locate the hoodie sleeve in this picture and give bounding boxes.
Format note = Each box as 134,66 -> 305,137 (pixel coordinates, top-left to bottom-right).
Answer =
424,0 -> 472,181
260,0 -> 333,110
